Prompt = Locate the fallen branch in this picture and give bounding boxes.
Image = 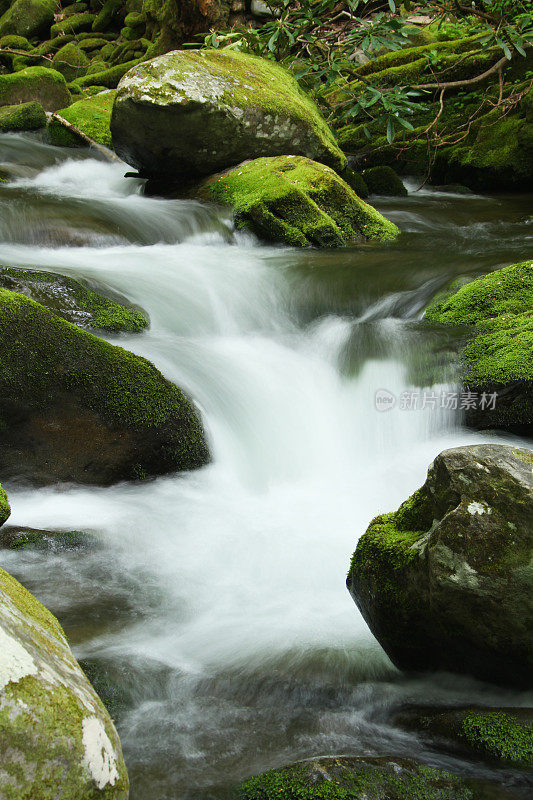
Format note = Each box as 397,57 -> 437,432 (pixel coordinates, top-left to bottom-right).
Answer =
412,54 -> 509,90
48,112 -> 121,162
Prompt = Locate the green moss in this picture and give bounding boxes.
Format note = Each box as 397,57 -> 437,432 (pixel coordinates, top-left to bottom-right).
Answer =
0,66 -> 70,111
462,312 -> 533,383
201,155 -> 398,247
50,12 -> 95,38
72,58 -> 142,89
238,759 -> 473,800
353,35 -> 482,79
0,566 -> 64,641
341,167 -> 369,198
0,0 -> 56,39
51,42 -> 89,83
0,288 -> 193,431
363,166 -> 407,196
0,526 -> 93,550
0,100 -> 46,131
461,712 -> 533,766
92,0 -> 123,34
0,483 -> 10,526
0,33 -> 31,50
47,90 -> 115,148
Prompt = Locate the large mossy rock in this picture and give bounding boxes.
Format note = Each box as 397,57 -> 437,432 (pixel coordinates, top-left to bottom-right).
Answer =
111,49 -> 346,181
347,444 -> 533,688
0,566 -> 129,798
0,0 -> 56,39
0,266 -> 148,333
237,755 -> 513,800
0,66 -> 70,112
0,100 -> 46,131
52,42 -> 90,83
48,90 -> 115,148
197,156 -> 398,247
425,260 -> 533,433
0,289 -> 209,485
395,706 -> 533,768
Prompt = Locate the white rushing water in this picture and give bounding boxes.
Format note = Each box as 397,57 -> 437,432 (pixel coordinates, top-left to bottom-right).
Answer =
1,141 -> 530,798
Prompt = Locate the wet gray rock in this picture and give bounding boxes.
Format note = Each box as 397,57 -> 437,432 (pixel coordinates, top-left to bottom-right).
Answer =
347,444 -> 533,688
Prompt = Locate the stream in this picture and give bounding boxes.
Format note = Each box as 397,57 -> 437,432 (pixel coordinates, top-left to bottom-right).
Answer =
0,133 -> 532,799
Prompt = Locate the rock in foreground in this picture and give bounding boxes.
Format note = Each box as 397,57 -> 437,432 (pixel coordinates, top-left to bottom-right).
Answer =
237,755 -> 513,800
0,289 -> 209,485
111,49 -> 346,180
347,444 -> 533,688
0,566 -> 129,798
197,156 -> 398,247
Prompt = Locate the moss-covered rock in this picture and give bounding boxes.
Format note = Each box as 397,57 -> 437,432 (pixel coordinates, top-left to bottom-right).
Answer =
347,443 -> 533,688
0,266 -> 148,332
143,0 -> 229,56
0,0 -> 56,39
0,33 -> 31,50
425,260 -> 533,433
48,89 -> 114,147
111,49 -> 346,181
0,99 -> 46,130
92,0 -> 124,33
362,165 -> 407,196
0,483 -> 10,526
78,36 -> 110,53
197,155 -> 398,247
0,288 -> 209,485
50,11 -> 95,38
72,57 -> 142,89
237,755 -> 509,800
0,66 -> 70,112
396,706 -> 533,768
0,566 -> 129,798
341,166 -> 369,198
52,42 -> 90,82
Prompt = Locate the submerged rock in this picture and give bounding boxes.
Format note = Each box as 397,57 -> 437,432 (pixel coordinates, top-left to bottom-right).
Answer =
0,289 -> 209,485
0,565 -> 129,797
0,66 -> 70,112
48,90 -> 115,148
347,443 -> 533,688
0,525 -> 95,549
395,706 -> 533,768
0,266 -> 148,333
237,755 -> 515,799
425,259 -> 533,434
111,49 -> 346,181
0,99 -> 46,131
196,156 -> 398,247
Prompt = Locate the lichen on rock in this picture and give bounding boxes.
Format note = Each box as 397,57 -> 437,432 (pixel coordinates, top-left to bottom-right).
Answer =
111,48 -> 346,180
0,566 -> 129,798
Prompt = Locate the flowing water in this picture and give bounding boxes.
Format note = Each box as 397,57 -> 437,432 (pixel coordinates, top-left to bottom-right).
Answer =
0,133 -> 532,799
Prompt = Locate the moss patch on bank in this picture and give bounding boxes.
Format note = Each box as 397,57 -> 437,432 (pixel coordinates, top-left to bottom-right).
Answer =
461,711 -> 533,766
47,90 -> 115,148
200,155 -> 398,247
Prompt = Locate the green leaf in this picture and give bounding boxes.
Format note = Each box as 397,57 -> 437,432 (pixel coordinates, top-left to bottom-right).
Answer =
386,118 -> 395,143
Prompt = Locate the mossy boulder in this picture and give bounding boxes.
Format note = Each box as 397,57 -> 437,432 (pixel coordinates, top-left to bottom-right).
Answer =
50,11 -> 95,37
52,42 -> 90,82
425,260 -> 533,433
72,58 -> 142,89
0,0 -> 56,39
347,443 -> 533,688
111,49 -> 346,181
0,33 -> 31,50
362,165 -> 407,196
395,706 -> 533,768
143,0 -> 229,56
0,266 -> 148,332
0,566 -> 129,798
0,100 -> 46,131
92,0 -> 123,33
237,755 -> 512,800
0,289 -> 209,485
48,90 -> 115,147
197,156 -> 398,247
0,66 -> 70,112
0,483 -> 10,526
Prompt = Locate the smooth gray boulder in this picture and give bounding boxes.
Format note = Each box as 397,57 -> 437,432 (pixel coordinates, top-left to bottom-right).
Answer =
347,444 -> 533,688
111,49 -> 346,181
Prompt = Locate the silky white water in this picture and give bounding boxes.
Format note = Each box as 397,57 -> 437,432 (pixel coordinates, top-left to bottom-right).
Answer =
1,136 -> 531,799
